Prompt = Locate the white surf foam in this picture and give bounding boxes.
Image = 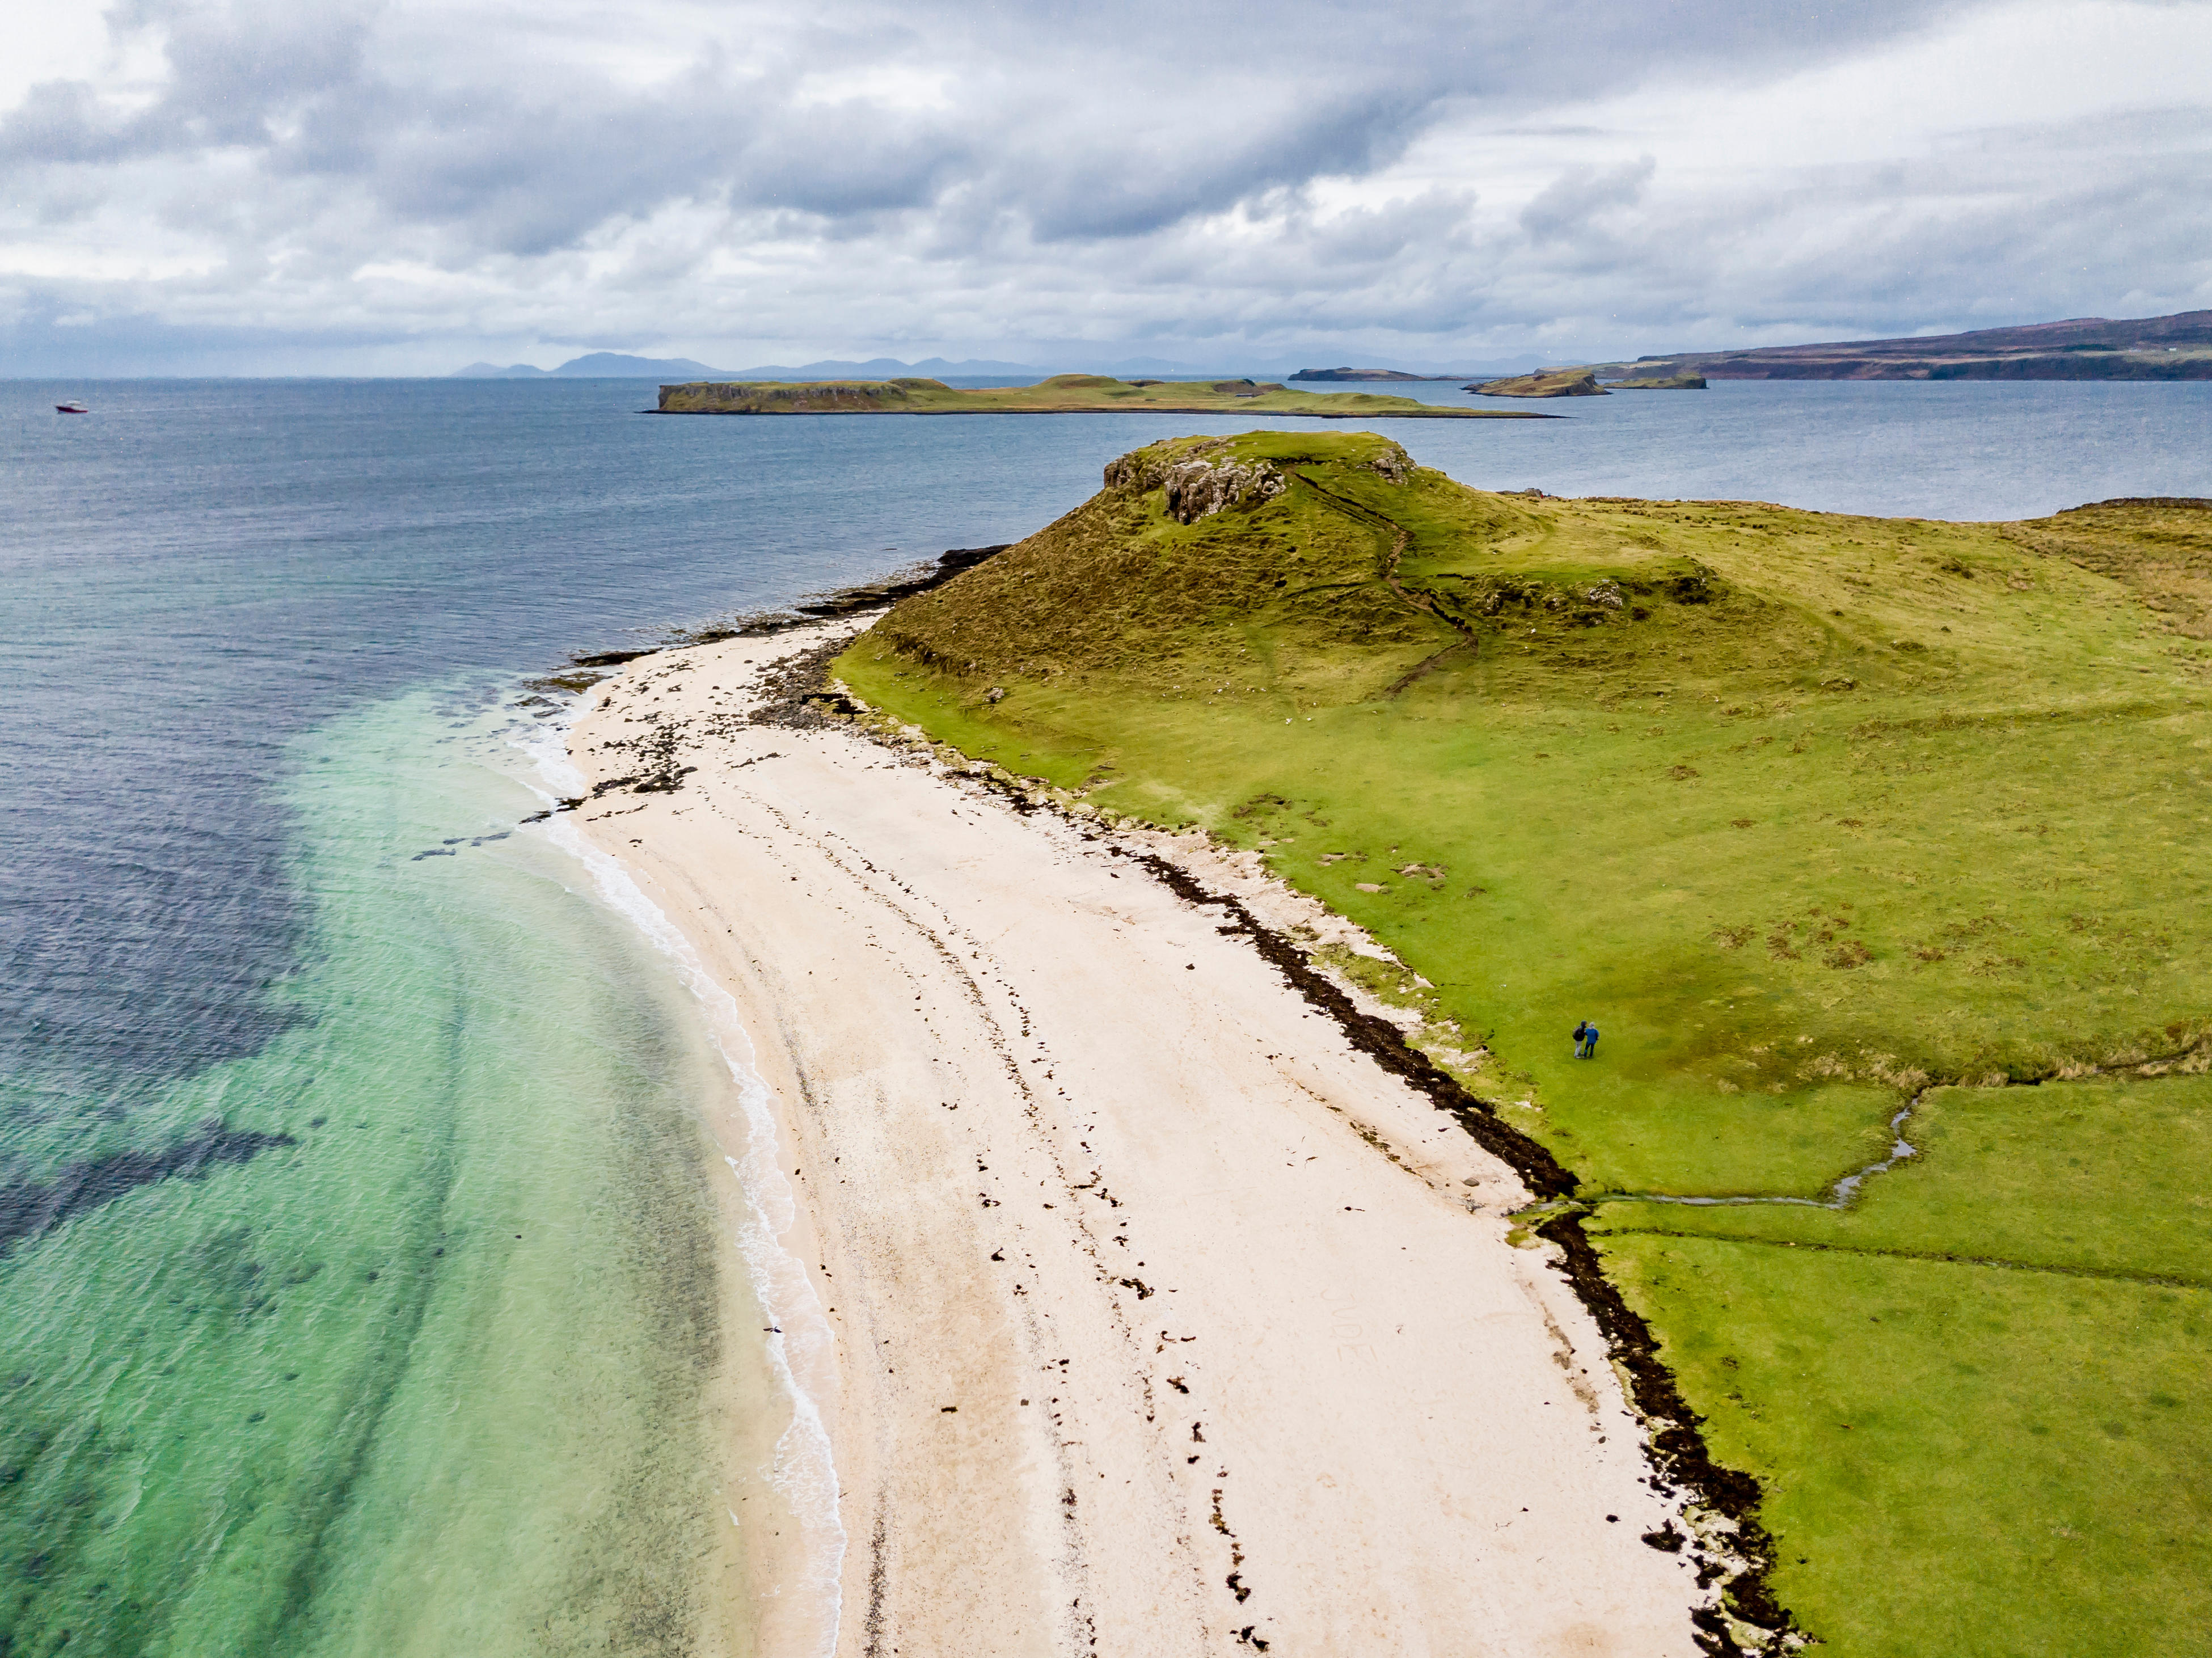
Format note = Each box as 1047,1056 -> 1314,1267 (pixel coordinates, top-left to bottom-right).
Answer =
508,711 -> 847,1656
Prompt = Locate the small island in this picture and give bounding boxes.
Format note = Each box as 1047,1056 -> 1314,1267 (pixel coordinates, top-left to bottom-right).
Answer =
654,373 -> 1553,419
1289,366 -> 1453,382
1465,368 -> 1609,398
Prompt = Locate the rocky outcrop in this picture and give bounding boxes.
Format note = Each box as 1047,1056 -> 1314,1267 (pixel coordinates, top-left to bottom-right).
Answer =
1104,440 -> 1289,522
1104,437 -> 1413,518
1161,458 -> 1289,522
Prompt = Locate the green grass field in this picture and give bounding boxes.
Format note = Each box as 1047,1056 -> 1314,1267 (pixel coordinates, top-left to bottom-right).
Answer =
834,431 -> 2212,1652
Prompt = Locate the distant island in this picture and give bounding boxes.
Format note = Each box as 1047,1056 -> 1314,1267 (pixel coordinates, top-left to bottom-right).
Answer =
1605,373 -> 1707,390
1467,368 -> 1610,398
1290,366 -> 1456,382
1593,306 -> 2212,381
653,374 -> 1554,419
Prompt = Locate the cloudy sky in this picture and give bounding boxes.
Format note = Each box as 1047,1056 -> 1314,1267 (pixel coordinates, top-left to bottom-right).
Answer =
4,0 -> 2209,374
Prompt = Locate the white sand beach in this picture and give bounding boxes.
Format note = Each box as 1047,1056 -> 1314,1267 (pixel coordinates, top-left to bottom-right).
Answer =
564,622 -> 1707,1658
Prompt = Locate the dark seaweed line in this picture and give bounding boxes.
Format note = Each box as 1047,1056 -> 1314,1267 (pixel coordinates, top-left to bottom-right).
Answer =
1116,850 -> 1795,1656
1598,1226 -> 2212,1291
787,615 -> 1796,1652
796,628 -> 1796,1647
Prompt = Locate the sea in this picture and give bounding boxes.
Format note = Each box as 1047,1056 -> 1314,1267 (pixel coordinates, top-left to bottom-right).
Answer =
3,374 -> 2207,1656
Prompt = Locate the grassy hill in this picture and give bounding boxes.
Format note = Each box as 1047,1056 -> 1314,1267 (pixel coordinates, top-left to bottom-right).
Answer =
835,430 -> 2212,1655
654,373 -> 1546,419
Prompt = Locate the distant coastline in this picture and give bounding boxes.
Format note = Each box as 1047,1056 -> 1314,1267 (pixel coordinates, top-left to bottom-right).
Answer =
651,374 -> 1555,419
1588,306 -> 2212,382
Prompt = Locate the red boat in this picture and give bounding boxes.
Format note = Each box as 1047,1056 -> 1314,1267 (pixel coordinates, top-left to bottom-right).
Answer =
56,401 -> 88,414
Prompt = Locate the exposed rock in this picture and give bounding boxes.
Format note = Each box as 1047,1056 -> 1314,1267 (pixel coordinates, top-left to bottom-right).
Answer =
1162,458 -> 1289,522
1105,441 -> 1287,522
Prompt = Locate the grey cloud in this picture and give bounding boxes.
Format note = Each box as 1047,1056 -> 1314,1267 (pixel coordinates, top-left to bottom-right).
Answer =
1519,157 -> 1656,243
3,0 -> 1986,256
0,2 -> 371,164
4,0 -> 2203,373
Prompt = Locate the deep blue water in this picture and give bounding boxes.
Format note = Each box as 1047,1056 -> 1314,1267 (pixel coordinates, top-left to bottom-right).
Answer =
1,373 -> 2206,1652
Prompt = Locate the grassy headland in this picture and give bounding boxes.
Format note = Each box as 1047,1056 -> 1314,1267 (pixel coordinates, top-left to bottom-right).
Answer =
834,429 -> 2212,1654
655,373 -> 1548,418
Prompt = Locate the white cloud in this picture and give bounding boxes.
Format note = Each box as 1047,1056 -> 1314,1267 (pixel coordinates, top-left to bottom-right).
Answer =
0,0 -> 2206,373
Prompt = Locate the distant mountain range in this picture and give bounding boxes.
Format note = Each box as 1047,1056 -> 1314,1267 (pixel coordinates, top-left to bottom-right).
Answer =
453,352 -> 1058,380
1589,309 -> 2212,381
443,312 -> 2212,389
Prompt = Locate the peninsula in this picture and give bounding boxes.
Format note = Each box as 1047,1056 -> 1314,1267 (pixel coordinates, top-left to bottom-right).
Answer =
829,431 -> 2212,1656
653,373 -> 1551,417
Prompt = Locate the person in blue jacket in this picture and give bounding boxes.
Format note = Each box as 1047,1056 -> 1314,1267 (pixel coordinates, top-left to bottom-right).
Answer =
1580,1021 -> 1600,1059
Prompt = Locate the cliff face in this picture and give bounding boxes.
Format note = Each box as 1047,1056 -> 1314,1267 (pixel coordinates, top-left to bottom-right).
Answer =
657,378 -> 949,412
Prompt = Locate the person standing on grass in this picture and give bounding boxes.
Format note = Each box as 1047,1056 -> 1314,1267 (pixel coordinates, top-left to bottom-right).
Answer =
1581,1022 -> 1600,1059
1572,1020 -> 1589,1058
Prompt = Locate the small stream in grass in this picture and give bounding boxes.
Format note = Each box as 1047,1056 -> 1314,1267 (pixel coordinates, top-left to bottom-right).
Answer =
1588,1096 -> 1924,1212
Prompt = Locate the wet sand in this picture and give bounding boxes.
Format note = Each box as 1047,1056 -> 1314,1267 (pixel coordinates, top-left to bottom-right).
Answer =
565,622 -> 1707,1658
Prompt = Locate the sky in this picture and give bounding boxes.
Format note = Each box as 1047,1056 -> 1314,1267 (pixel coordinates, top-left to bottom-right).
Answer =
3,0 -> 2209,375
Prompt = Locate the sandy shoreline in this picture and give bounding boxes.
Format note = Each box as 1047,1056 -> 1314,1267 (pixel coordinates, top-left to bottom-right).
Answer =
564,622 -> 1708,1657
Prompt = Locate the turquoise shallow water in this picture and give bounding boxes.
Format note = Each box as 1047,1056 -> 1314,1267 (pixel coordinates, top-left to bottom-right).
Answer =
3,374 -> 2206,1654
2,691 -> 800,1656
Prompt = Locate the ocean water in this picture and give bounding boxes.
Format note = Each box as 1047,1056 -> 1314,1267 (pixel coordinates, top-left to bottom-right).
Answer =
2,375 -> 2207,1655
1341,374 -> 2212,519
